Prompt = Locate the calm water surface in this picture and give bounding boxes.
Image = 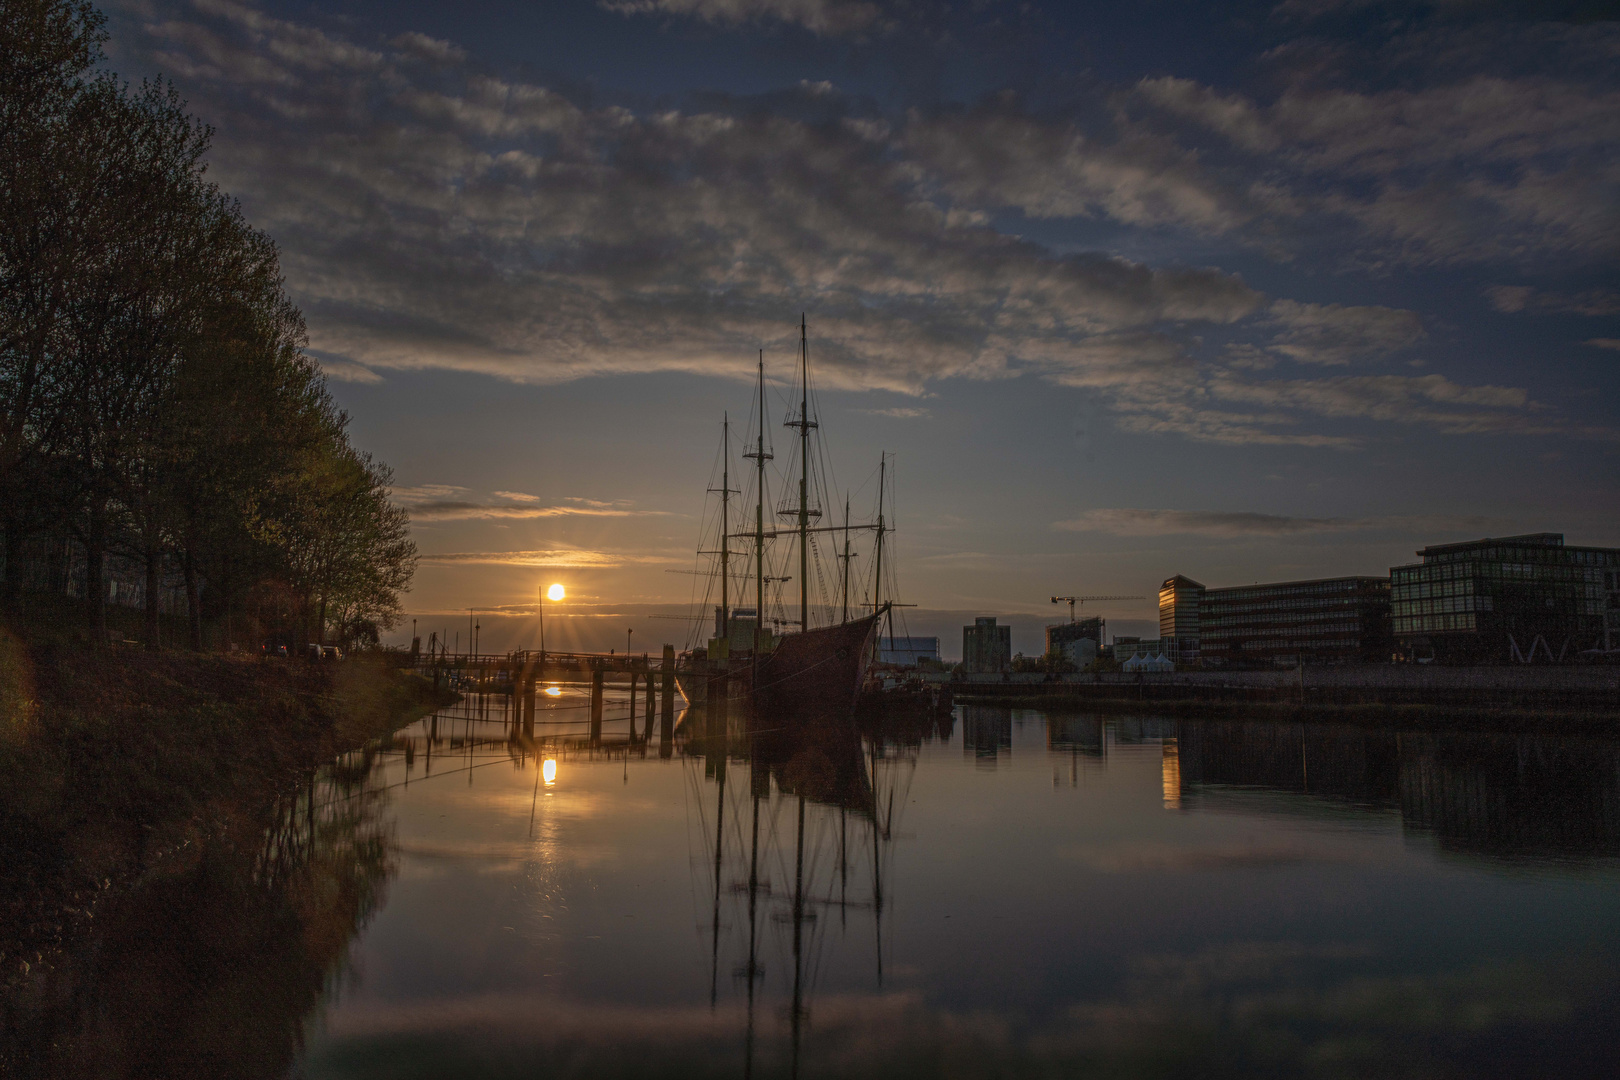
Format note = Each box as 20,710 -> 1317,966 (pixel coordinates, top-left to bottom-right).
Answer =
286,695 -> 1620,1078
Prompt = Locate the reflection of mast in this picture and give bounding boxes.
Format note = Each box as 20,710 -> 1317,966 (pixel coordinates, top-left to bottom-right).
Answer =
709,754 -> 727,1007
870,741 -> 885,987
743,781 -> 762,1080
791,794 -> 806,1080
839,806 -> 847,929
682,718 -> 916,1077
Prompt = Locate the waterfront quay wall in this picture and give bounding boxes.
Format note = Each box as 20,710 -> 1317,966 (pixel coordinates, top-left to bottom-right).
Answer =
942,666 -> 1620,717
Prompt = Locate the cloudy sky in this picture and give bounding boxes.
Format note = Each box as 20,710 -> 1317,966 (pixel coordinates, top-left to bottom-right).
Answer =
106,0 -> 1618,654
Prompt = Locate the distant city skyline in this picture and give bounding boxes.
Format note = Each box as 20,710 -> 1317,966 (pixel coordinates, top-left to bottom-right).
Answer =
102,1 -> 1620,646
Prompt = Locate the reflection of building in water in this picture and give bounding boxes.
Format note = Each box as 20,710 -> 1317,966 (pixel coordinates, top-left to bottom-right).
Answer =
1048,715 -> 1105,756
1174,719 -> 1620,861
1047,715 -> 1109,788
1175,720 -> 1400,804
1398,734 -> 1620,859
1161,740 -> 1181,809
962,706 -> 1012,766
1108,716 -> 1176,745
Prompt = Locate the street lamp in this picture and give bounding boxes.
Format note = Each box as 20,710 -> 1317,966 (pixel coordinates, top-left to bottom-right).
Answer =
627,627 -> 633,655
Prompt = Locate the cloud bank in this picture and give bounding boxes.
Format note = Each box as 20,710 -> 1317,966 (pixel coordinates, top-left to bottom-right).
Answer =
1055,509 -> 1498,537
393,487 -> 668,521
601,0 -> 884,36
111,1 -> 1617,449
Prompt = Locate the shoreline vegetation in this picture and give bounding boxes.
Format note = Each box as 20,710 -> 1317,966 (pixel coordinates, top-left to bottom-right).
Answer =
0,613 -> 455,1073
2,1 -> 415,654
2,5 -> 438,1063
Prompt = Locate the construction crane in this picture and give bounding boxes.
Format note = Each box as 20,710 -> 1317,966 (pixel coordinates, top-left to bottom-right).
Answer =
1050,595 -> 1144,622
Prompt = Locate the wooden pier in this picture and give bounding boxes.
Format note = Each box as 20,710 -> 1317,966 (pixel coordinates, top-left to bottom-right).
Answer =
412,644 -> 682,754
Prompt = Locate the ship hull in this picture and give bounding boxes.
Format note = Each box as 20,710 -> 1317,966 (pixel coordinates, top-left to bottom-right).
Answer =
757,610 -> 883,719
677,611 -> 882,722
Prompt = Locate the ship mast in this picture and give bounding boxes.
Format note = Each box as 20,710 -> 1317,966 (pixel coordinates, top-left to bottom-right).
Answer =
840,494 -> 851,624
873,453 -> 885,619
721,415 -> 730,630
745,352 -> 772,671
785,314 -> 817,635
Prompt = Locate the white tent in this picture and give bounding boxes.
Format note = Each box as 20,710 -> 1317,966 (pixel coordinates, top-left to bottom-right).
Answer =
1122,652 -> 1174,673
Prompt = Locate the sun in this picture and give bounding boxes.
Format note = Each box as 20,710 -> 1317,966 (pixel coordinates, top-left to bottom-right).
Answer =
546,583 -> 565,602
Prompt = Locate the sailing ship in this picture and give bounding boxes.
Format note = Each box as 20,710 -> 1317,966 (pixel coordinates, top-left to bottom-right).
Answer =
676,317 -> 894,720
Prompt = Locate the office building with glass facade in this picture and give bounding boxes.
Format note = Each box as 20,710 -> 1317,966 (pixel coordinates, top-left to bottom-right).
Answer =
1391,533 -> 1620,663
1197,576 -> 1392,666
1158,575 -> 1204,665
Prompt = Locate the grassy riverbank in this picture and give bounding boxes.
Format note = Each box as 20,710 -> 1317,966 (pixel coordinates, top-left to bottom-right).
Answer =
0,621 -> 454,1004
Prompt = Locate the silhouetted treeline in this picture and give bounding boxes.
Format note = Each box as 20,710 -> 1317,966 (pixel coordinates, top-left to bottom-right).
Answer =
1,0 -> 414,649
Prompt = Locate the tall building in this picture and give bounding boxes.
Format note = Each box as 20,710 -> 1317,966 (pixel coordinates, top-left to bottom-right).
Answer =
1158,575 -> 1203,665
1391,533 -> 1620,663
878,636 -> 941,666
1197,576 -> 1392,666
1046,616 -> 1104,667
962,617 -> 1012,673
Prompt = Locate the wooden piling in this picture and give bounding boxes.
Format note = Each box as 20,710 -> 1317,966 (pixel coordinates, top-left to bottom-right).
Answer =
522,670 -> 536,738
644,658 -> 656,741
590,665 -> 604,744
660,644 -> 676,756
628,671 -> 639,740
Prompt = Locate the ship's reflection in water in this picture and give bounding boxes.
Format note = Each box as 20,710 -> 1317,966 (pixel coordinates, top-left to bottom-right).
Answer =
13,698 -> 1620,1078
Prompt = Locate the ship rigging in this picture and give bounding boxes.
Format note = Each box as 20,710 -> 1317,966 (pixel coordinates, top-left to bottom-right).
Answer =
678,317 -> 901,715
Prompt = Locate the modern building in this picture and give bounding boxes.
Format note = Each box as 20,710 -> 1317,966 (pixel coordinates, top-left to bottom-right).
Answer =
1112,636 -> 1153,660
1112,637 -> 1175,668
1158,575 -> 1203,665
1195,576 -> 1392,666
1390,533 -> 1620,663
1046,617 -> 1104,667
962,617 -> 1012,673
878,635 -> 941,666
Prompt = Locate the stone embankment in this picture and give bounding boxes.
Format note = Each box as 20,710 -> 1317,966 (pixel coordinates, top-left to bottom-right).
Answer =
943,666 -> 1620,721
